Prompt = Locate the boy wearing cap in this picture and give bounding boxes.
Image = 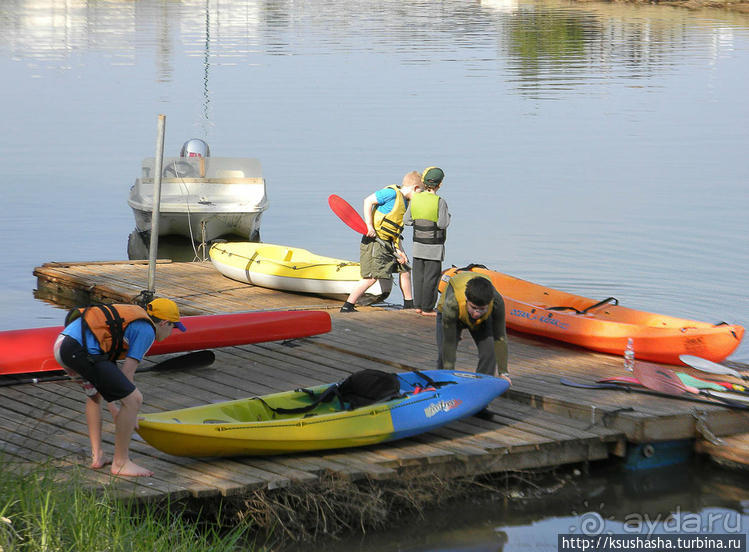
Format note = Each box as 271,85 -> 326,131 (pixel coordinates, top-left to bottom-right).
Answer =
53,298 -> 186,477
403,167 -> 450,316
341,171 -> 424,312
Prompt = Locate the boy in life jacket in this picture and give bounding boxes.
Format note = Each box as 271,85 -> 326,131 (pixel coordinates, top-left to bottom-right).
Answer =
341,171 -> 424,312
53,298 -> 186,477
403,167 -> 450,317
437,272 -> 511,383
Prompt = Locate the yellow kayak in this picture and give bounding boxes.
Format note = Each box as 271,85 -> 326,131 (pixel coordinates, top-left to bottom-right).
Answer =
209,242 -> 392,305
136,370 -> 510,457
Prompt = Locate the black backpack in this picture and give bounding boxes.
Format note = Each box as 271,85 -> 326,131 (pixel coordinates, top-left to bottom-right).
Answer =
338,369 -> 402,409
269,369 -> 403,414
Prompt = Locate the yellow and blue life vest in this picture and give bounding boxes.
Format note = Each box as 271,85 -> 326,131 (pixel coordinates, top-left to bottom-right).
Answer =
373,185 -> 407,242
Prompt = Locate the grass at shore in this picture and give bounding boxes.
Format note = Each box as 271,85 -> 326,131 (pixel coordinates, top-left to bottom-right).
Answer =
0,461 -> 249,552
0,457 -> 574,550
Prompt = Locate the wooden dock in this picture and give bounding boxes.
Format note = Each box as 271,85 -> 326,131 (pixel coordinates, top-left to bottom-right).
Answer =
1,260 -> 745,500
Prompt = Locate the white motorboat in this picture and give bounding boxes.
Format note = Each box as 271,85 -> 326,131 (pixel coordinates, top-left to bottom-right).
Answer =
127,154 -> 268,242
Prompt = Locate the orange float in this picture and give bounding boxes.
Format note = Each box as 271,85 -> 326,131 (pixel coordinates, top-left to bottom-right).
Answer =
439,265 -> 744,366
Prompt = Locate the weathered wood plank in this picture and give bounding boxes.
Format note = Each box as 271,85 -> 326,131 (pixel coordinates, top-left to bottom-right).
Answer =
12,259 -> 747,502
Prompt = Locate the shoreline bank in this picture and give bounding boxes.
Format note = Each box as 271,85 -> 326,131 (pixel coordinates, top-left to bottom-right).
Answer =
575,0 -> 749,14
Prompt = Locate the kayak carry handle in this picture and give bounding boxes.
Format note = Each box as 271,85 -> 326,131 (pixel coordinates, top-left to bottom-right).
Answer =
548,297 -> 619,315
450,263 -> 488,273
581,297 -> 618,313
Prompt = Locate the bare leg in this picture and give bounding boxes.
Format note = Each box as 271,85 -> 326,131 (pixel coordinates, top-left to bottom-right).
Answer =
106,401 -> 135,429
111,388 -> 153,477
399,271 -> 413,301
107,401 -> 119,419
345,278 -> 377,305
85,394 -> 110,469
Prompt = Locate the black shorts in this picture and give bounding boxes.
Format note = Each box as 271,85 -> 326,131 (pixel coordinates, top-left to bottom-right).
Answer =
56,335 -> 136,402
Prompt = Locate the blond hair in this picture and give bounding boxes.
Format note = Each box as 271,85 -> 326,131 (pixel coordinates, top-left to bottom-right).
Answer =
401,170 -> 422,189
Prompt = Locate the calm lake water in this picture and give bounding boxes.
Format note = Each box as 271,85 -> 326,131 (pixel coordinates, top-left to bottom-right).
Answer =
1,0 -> 747,547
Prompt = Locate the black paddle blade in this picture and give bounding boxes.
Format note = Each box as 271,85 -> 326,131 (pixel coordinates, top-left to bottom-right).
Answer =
147,350 -> 216,372
0,373 -> 69,388
0,350 -> 216,389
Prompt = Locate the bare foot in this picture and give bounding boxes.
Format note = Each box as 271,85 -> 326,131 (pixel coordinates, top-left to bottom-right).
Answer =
415,308 -> 422,314
90,454 -> 112,470
420,310 -> 437,317
111,460 -> 153,477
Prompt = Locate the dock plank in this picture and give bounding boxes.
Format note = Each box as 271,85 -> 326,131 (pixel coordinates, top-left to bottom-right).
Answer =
7,259 -> 745,502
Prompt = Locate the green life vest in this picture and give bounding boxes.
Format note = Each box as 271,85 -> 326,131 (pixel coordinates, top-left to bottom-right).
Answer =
409,192 -> 446,245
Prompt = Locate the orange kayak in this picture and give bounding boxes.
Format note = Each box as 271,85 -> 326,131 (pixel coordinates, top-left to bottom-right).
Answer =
439,265 -> 744,366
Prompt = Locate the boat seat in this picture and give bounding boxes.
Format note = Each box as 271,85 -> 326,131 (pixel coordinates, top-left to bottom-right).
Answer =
163,160 -> 200,178
215,169 -> 245,178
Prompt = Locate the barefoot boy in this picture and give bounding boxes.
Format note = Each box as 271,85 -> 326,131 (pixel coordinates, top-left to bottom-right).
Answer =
403,167 -> 450,316
53,298 -> 185,476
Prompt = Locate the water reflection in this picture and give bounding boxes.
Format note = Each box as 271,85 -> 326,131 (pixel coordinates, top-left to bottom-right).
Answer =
126,229 -> 211,262
3,0 -> 749,550
319,461 -> 749,552
3,0 -> 745,85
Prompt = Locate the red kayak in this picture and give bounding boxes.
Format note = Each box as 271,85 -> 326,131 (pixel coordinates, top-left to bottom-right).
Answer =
0,310 -> 331,376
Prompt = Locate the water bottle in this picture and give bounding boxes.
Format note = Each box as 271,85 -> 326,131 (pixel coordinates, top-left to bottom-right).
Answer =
624,338 -> 635,372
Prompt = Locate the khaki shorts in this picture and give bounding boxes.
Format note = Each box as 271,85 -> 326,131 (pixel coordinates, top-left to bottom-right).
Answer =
360,237 -> 410,279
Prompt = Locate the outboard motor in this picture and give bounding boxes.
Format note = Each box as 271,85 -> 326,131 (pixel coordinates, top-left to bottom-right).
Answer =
180,138 -> 210,158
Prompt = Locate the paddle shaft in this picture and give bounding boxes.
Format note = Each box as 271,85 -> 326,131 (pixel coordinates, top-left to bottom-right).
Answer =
560,378 -> 749,410
677,372 -> 749,395
600,374 -> 749,396
328,194 -> 409,265
634,362 -> 749,408
0,350 -> 215,388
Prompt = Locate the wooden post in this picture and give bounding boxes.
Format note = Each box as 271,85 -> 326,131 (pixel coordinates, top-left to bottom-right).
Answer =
147,114 -> 166,295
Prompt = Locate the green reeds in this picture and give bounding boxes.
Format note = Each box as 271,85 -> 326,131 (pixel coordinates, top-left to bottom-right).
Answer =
0,459 -> 248,552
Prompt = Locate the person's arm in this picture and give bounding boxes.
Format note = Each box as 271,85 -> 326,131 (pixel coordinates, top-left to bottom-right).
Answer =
403,203 -> 413,226
440,289 -> 460,371
437,198 -> 451,229
121,357 -> 139,382
362,193 -> 379,237
491,294 -> 509,377
122,322 -> 156,380
394,235 -> 408,264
